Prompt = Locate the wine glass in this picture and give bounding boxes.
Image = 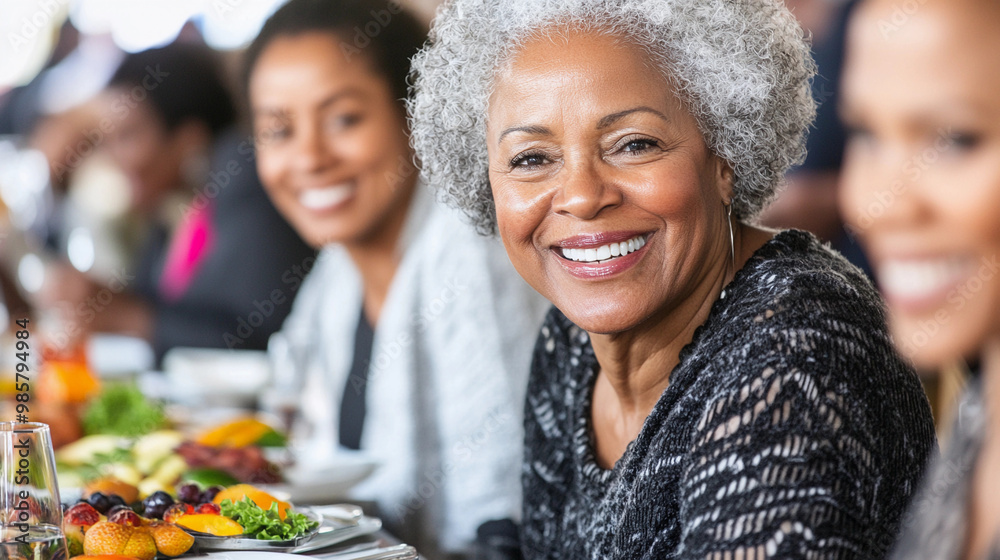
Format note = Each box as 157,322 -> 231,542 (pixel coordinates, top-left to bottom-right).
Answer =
0,422 -> 67,560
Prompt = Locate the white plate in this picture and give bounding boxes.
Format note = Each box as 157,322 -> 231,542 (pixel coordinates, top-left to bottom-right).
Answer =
193,516 -> 382,556
259,454 -> 379,504
162,348 -> 270,407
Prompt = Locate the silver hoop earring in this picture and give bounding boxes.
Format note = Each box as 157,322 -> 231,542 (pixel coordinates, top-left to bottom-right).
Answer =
725,202 -> 735,272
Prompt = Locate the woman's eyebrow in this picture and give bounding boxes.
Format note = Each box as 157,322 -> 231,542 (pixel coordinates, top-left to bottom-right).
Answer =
597,106 -> 670,129
253,88 -> 367,118
498,124 -> 553,143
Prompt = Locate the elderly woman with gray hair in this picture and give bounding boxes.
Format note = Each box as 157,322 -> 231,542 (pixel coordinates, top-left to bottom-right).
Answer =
409,0 -> 937,558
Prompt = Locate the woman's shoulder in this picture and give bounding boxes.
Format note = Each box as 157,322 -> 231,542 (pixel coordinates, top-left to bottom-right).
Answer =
722,229 -> 887,337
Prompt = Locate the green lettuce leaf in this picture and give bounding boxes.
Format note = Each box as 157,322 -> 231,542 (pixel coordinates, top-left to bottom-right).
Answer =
219,497 -> 317,541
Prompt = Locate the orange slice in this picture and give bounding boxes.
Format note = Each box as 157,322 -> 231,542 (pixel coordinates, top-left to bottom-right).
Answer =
176,514 -> 244,537
213,484 -> 290,520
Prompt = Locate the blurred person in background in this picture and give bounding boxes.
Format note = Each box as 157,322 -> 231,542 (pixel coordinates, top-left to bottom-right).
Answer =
839,0 -> 1000,557
40,41 -> 315,363
760,0 -> 872,277
244,0 -> 549,557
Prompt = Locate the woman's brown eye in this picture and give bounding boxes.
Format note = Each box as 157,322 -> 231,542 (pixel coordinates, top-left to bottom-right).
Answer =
511,153 -> 548,168
623,139 -> 656,152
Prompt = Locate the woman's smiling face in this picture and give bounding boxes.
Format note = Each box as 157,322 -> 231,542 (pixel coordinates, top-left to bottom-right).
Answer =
840,0 -> 1000,368
486,29 -> 734,334
249,32 -> 416,249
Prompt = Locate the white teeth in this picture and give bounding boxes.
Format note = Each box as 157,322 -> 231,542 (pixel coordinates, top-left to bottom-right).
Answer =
299,184 -> 352,210
560,235 -> 647,263
878,258 -> 973,301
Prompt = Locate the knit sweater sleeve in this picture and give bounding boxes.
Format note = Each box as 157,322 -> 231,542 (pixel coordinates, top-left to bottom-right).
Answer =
675,283 -> 933,559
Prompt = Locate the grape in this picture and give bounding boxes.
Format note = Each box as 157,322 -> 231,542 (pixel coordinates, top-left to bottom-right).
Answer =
87,492 -> 111,514
107,494 -> 127,509
201,486 -> 223,503
177,484 -> 202,504
144,504 -> 168,519
142,491 -> 175,519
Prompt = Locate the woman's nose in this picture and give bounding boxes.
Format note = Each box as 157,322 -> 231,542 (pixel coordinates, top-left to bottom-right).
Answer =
551,160 -> 623,220
293,123 -> 335,174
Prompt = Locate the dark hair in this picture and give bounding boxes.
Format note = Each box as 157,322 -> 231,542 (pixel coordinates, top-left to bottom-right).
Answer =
109,42 -> 235,137
243,0 -> 427,106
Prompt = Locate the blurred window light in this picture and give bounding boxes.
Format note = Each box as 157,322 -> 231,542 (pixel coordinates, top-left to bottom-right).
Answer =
0,145 -> 51,232
67,226 -> 96,272
18,253 -> 46,294
69,0 -> 288,52
198,0 -> 285,50
0,0 -> 64,87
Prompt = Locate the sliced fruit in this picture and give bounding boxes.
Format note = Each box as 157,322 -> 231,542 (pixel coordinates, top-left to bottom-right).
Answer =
120,529 -> 157,560
108,509 -> 144,527
196,417 -> 275,448
84,478 -> 139,505
195,503 -> 221,515
83,521 -> 130,556
65,502 -> 102,526
213,485 -> 290,520
137,477 -> 172,500
64,502 -> 102,556
56,435 -> 122,466
147,523 -> 195,556
133,431 -> 185,474
176,514 -> 244,536
162,503 -> 194,524
106,463 -> 143,486
148,454 -> 189,486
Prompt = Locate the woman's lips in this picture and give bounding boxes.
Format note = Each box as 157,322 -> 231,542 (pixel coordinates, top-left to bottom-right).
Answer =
552,232 -> 651,279
877,256 -> 977,312
298,183 -> 354,211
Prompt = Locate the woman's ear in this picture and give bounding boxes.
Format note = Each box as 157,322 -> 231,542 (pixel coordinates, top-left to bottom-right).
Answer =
714,155 -> 735,205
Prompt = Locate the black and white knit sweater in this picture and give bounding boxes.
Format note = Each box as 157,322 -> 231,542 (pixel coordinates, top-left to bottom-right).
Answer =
521,230 -> 937,560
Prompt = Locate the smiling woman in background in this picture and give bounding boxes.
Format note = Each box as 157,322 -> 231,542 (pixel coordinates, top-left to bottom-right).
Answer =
243,0 -> 549,557
839,1 -> 1000,558
410,0 -> 936,557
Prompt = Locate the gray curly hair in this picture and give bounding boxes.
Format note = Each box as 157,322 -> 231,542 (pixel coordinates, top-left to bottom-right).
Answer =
408,0 -> 816,236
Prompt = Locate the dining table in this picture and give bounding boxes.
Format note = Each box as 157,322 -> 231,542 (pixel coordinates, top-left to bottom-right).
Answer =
20,346 -> 427,560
